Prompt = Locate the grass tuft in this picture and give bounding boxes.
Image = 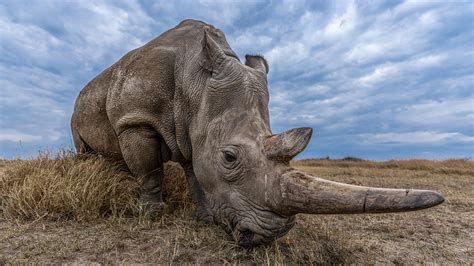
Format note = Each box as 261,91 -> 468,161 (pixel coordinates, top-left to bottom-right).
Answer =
0,151 -> 191,221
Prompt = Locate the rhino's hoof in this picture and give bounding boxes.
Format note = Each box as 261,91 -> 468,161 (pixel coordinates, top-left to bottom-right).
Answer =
140,201 -> 167,220
193,209 -> 214,224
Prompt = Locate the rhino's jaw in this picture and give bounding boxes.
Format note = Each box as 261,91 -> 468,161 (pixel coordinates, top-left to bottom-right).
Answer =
221,211 -> 296,247
234,219 -> 295,247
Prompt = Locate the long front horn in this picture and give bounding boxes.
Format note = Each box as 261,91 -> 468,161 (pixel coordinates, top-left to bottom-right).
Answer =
275,169 -> 444,216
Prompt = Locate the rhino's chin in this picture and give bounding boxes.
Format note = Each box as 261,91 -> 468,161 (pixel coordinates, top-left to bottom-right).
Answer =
229,215 -> 296,247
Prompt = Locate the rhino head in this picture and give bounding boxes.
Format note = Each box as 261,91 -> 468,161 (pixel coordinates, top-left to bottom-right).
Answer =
187,31 -> 444,247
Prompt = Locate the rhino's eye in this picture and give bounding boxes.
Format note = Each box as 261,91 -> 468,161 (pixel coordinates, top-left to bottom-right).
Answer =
223,151 -> 237,163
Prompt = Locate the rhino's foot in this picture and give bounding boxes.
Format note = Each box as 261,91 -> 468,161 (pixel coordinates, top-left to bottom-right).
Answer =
139,201 -> 167,220
193,206 -> 214,224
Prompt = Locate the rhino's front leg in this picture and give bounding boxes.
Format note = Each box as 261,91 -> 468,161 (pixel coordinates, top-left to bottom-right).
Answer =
118,127 -> 166,217
180,162 -> 214,224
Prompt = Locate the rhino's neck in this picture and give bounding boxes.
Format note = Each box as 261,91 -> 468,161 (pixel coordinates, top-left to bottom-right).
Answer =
172,40 -> 212,161
172,27 -> 266,162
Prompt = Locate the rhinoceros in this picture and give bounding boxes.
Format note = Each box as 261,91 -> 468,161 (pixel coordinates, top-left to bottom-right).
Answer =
71,19 -> 444,246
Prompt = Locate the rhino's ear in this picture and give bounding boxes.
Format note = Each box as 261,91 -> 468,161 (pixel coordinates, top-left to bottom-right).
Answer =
201,30 -> 226,73
245,55 -> 269,74
264,127 -> 312,161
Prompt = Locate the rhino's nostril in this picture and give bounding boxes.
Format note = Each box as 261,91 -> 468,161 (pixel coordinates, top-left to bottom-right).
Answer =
239,230 -> 255,247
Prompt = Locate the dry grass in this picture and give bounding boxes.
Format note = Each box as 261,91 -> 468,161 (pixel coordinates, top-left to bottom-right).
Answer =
0,151 -> 139,221
0,154 -> 472,264
0,151 -> 192,222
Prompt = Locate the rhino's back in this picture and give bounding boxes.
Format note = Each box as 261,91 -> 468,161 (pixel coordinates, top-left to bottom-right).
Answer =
72,19 -> 231,160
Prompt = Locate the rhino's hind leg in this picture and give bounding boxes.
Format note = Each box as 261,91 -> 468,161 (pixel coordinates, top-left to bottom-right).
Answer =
71,125 -> 93,154
118,127 -> 167,217
181,163 -> 214,224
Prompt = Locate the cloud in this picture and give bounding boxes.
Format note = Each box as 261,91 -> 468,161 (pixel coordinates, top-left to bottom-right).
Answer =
357,53 -> 447,86
323,1 -> 358,40
147,0 -> 262,28
393,98 -> 474,128
361,131 -> 474,145
0,130 -> 41,142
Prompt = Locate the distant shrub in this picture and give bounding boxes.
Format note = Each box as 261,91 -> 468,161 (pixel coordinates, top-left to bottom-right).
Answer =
341,156 -> 366,162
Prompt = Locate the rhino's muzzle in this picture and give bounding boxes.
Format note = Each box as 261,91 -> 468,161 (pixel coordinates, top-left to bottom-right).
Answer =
275,169 -> 445,216
237,230 -> 255,247
229,214 -> 296,247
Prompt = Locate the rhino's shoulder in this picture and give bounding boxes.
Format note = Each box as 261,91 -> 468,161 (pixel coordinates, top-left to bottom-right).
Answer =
115,20 -> 207,65
138,19 -> 209,50
175,19 -> 208,28
110,19 -> 236,76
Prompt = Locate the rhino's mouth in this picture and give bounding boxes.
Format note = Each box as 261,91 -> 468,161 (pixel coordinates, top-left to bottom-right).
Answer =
226,213 -> 296,247
236,229 -> 255,247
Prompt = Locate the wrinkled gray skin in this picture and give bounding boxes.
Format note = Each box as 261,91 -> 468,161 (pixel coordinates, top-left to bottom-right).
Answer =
72,19 -> 444,247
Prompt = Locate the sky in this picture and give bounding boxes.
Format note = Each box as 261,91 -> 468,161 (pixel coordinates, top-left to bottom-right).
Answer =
0,0 -> 473,160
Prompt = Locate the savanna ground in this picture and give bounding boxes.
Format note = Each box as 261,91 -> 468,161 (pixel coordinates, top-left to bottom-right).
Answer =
0,152 -> 472,264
